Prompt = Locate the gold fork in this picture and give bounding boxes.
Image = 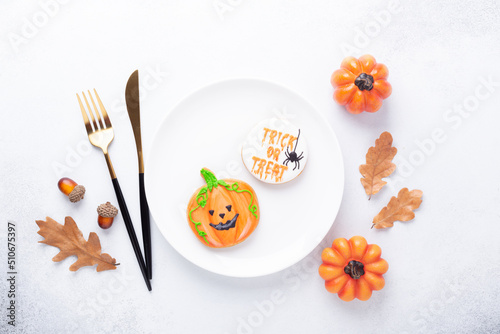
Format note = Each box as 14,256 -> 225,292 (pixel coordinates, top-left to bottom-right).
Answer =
77,89 -> 151,291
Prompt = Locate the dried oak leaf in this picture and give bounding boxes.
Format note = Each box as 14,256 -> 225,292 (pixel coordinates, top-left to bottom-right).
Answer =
372,188 -> 423,229
360,131 -> 397,199
36,216 -> 118,272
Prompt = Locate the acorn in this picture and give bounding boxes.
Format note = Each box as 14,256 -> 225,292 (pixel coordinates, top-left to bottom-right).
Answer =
97,202 -> 119,229
58,177 -> 86,203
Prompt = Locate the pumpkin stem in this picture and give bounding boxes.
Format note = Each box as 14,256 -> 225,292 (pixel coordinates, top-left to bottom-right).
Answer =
200,168 -> 218,191
344,260 -> 365,279
354,73 -> 374,91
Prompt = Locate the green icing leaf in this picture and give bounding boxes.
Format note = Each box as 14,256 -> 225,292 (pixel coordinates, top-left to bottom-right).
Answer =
218,180 -> 229,187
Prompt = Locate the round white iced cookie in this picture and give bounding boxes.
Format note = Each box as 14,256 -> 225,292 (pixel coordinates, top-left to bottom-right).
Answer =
241,118 -> 307,184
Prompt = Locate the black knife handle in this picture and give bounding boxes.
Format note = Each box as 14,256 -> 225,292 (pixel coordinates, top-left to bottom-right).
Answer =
112,177 -> 151,291
139,173 -> 152,279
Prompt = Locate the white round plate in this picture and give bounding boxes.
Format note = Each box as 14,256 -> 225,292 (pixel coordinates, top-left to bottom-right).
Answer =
146,78 -> 344,277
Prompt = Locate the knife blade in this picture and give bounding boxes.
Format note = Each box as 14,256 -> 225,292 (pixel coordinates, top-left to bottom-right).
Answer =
125,70 -> 152,280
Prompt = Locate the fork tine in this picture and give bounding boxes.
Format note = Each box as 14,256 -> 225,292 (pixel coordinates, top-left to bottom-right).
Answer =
82,91 -> 99,130
88,90 -> 105,129
76,93 -> 93,134
94,89 -> 112,128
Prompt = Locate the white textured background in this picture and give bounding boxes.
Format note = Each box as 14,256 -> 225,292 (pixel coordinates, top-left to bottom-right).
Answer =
1,1 -> 500,333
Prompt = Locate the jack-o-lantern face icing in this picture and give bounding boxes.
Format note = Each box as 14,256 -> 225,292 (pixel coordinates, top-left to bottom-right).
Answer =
209,204 -> 239,231
187,168 -> 260,248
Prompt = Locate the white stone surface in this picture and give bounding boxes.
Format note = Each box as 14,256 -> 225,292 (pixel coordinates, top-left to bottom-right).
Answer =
0,0 -> 500,333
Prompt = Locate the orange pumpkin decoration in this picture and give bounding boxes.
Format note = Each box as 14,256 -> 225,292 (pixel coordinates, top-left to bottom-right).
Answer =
187,168 -> 260,248
319,236 -> 388,301
331,55 -> 392,114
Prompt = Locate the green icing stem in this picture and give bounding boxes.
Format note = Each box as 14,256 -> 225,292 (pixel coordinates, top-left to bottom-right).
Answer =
201,168 -> 218,191
188,169 -> 259,245
218,180 -> 258,219
188,204 -> 208,244
188,185 -> 209,244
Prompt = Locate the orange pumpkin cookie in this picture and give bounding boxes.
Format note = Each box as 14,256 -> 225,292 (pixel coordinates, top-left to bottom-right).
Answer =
331,55 -> 392,114
319,236 -> 388,301
187,168 -> 260,248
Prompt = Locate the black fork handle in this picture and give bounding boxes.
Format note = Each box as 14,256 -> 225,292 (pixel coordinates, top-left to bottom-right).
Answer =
139,173 -> 152,279
112,178 -> 151,291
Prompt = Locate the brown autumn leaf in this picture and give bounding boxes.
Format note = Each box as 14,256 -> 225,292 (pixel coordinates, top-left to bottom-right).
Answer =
372,188 -> 423,229
36,216 -> 118,272
360,131 -> 397,199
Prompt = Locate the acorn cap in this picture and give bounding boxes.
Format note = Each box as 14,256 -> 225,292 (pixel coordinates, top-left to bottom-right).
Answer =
97,202 -> 118,218
69,185 -> 86,203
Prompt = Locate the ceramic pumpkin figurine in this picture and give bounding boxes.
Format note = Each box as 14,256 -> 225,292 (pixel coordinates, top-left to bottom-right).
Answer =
331,55 -> 392,114
187,168 -> 260,248
319,236 -> 388,301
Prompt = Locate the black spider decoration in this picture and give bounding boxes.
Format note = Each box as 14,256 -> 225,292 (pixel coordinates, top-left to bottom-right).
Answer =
283,129 -> 304,171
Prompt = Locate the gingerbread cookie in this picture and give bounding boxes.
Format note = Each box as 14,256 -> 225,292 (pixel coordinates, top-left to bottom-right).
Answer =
241,118 -> 308,184
187,168 -> 260,248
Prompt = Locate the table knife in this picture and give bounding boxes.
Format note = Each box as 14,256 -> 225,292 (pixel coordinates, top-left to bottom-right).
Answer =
125,70 -> 152,280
